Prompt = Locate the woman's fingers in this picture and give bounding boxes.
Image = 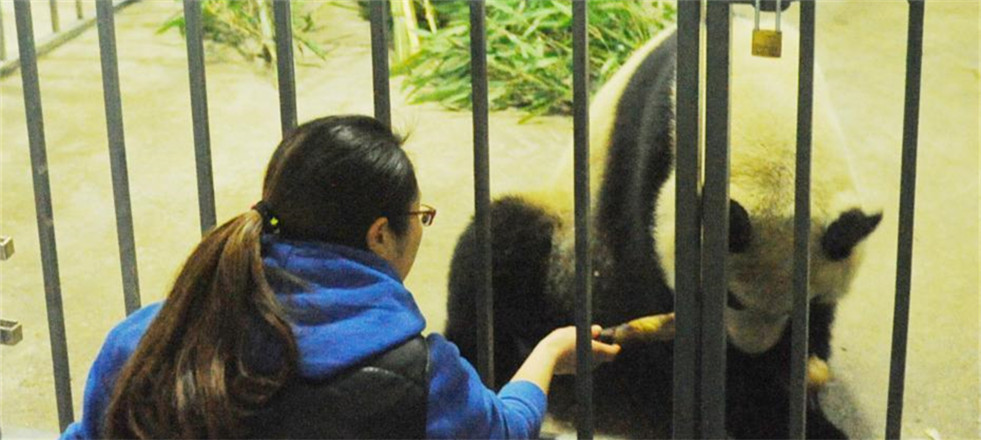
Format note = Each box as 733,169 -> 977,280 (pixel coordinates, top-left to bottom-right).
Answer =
592,340 -> 621,364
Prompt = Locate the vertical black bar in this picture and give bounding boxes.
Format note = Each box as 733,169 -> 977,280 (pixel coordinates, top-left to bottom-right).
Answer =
701,2 -> 730,438
49,0 -> 60,32
673,1 -> 702,438
789,1 -> 816,438
572,1 -> 593,438
96,0 -> 141,315
886,1 -> 925,438
469,0 -> 494,387
273,0 -> 296,136
76,0 -> 84,19
183,0 -> 217,235
14,0 -> 74,429
0,5 -> 6,61
369,0 -> 392,128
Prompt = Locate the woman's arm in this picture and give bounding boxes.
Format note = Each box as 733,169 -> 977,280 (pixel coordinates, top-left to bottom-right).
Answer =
425,328 -> 619,439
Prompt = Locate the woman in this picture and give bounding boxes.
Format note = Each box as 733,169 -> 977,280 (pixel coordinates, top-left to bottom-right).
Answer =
61,115 -> 620,439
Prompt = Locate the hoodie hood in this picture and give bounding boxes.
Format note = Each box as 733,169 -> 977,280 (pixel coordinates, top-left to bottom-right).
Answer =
261,236 -> 427,380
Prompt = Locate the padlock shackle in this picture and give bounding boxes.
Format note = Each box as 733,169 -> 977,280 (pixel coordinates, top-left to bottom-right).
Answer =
776,0 -> 782,31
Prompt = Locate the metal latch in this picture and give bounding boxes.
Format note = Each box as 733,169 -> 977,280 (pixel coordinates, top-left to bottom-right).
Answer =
1,320 -> 22,345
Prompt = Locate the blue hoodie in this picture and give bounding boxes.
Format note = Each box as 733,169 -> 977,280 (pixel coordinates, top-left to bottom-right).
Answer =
61,237 -> 546,439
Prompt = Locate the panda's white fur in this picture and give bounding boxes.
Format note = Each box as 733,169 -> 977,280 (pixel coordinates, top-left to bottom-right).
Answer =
537,17 -> 874,355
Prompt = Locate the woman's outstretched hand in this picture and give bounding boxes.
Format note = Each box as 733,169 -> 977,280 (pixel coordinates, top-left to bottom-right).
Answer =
544,325 -> 621,375
509,325 -> 621,394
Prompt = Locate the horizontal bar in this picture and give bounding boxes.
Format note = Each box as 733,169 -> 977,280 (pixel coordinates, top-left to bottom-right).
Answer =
886,0 -> 925,438
0,0 -> 140,78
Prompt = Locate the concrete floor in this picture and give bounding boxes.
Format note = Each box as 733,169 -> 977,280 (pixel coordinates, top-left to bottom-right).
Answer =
1,0 -> 977,438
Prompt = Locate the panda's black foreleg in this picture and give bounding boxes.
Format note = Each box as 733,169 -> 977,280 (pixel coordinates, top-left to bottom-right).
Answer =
725,307 -> 849,439
724,383 -> 847,439
809,301 -> 837,362
804,301 -> 847,439
445,196 -> 563,389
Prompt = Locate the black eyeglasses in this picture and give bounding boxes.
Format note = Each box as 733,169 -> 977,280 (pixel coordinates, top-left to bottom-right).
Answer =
404,204 -> 437,227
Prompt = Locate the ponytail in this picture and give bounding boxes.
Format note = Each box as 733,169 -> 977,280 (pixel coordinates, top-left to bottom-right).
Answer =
103,211 -> 298,438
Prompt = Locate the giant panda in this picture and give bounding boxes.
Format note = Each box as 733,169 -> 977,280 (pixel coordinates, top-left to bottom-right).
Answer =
445,11 -> 881,439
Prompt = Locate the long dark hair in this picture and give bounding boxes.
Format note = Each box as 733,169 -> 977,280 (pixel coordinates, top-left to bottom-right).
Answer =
104,115 -> 418,438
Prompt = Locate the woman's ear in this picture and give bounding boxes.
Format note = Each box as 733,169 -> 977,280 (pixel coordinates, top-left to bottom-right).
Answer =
366,217 -> 394,258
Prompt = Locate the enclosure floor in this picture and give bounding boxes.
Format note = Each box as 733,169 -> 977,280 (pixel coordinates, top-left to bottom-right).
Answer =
1,0 -> 978,438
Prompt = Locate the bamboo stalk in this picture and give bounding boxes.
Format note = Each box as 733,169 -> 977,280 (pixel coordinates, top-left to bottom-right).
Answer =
389,0 -> 405,62
402,0 -> 420,49
422,0 -> 437,33
255,0 -> 275,62
598,313 -> 676,346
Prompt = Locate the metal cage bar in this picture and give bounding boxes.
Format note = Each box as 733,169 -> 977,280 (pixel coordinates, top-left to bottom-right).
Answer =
469,0 -> 494,387
369,0 -> 392,128
673,1 -> 703,437
273,0 -> 297,136
886,0 -> 925,438
182,0 -> 217,235
13,0 -> 75,429
701,2 -> 731,437
789,1 -> 816,437
1,5 -> 6,61
95,0 -> 142,315
49,0 -> 60,32
572,0 -> 594,438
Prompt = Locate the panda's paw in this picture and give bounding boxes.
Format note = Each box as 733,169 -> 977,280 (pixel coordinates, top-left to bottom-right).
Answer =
807,355 -> 832,392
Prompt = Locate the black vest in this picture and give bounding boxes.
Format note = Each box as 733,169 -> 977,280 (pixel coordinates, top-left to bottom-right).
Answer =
248,336 -> 431,439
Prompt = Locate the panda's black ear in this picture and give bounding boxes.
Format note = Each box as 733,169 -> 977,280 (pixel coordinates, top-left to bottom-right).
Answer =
821,209 -> 883,261
729,199 -> 752,254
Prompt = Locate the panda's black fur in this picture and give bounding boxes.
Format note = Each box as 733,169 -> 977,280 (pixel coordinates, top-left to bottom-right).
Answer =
446,22 -> 877,438
446,196 -> 676,438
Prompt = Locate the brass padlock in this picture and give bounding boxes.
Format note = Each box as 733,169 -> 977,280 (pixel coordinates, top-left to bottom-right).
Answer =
752,0 -> 783,58
752,29 -> 783,57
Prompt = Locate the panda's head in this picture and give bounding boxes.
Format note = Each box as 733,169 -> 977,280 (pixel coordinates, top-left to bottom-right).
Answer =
657,174 -> 881,354
722,186 -> 882,354
724,16 -> 883,353
654,16 -> 883,354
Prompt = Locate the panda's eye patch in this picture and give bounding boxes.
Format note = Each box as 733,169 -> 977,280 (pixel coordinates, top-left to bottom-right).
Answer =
727,291 -> 746,310
821,209 -> 883,261
729,200 -> 752,253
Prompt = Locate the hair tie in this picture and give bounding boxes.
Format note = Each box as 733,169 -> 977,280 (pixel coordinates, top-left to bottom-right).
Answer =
251,200 -> 281,234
